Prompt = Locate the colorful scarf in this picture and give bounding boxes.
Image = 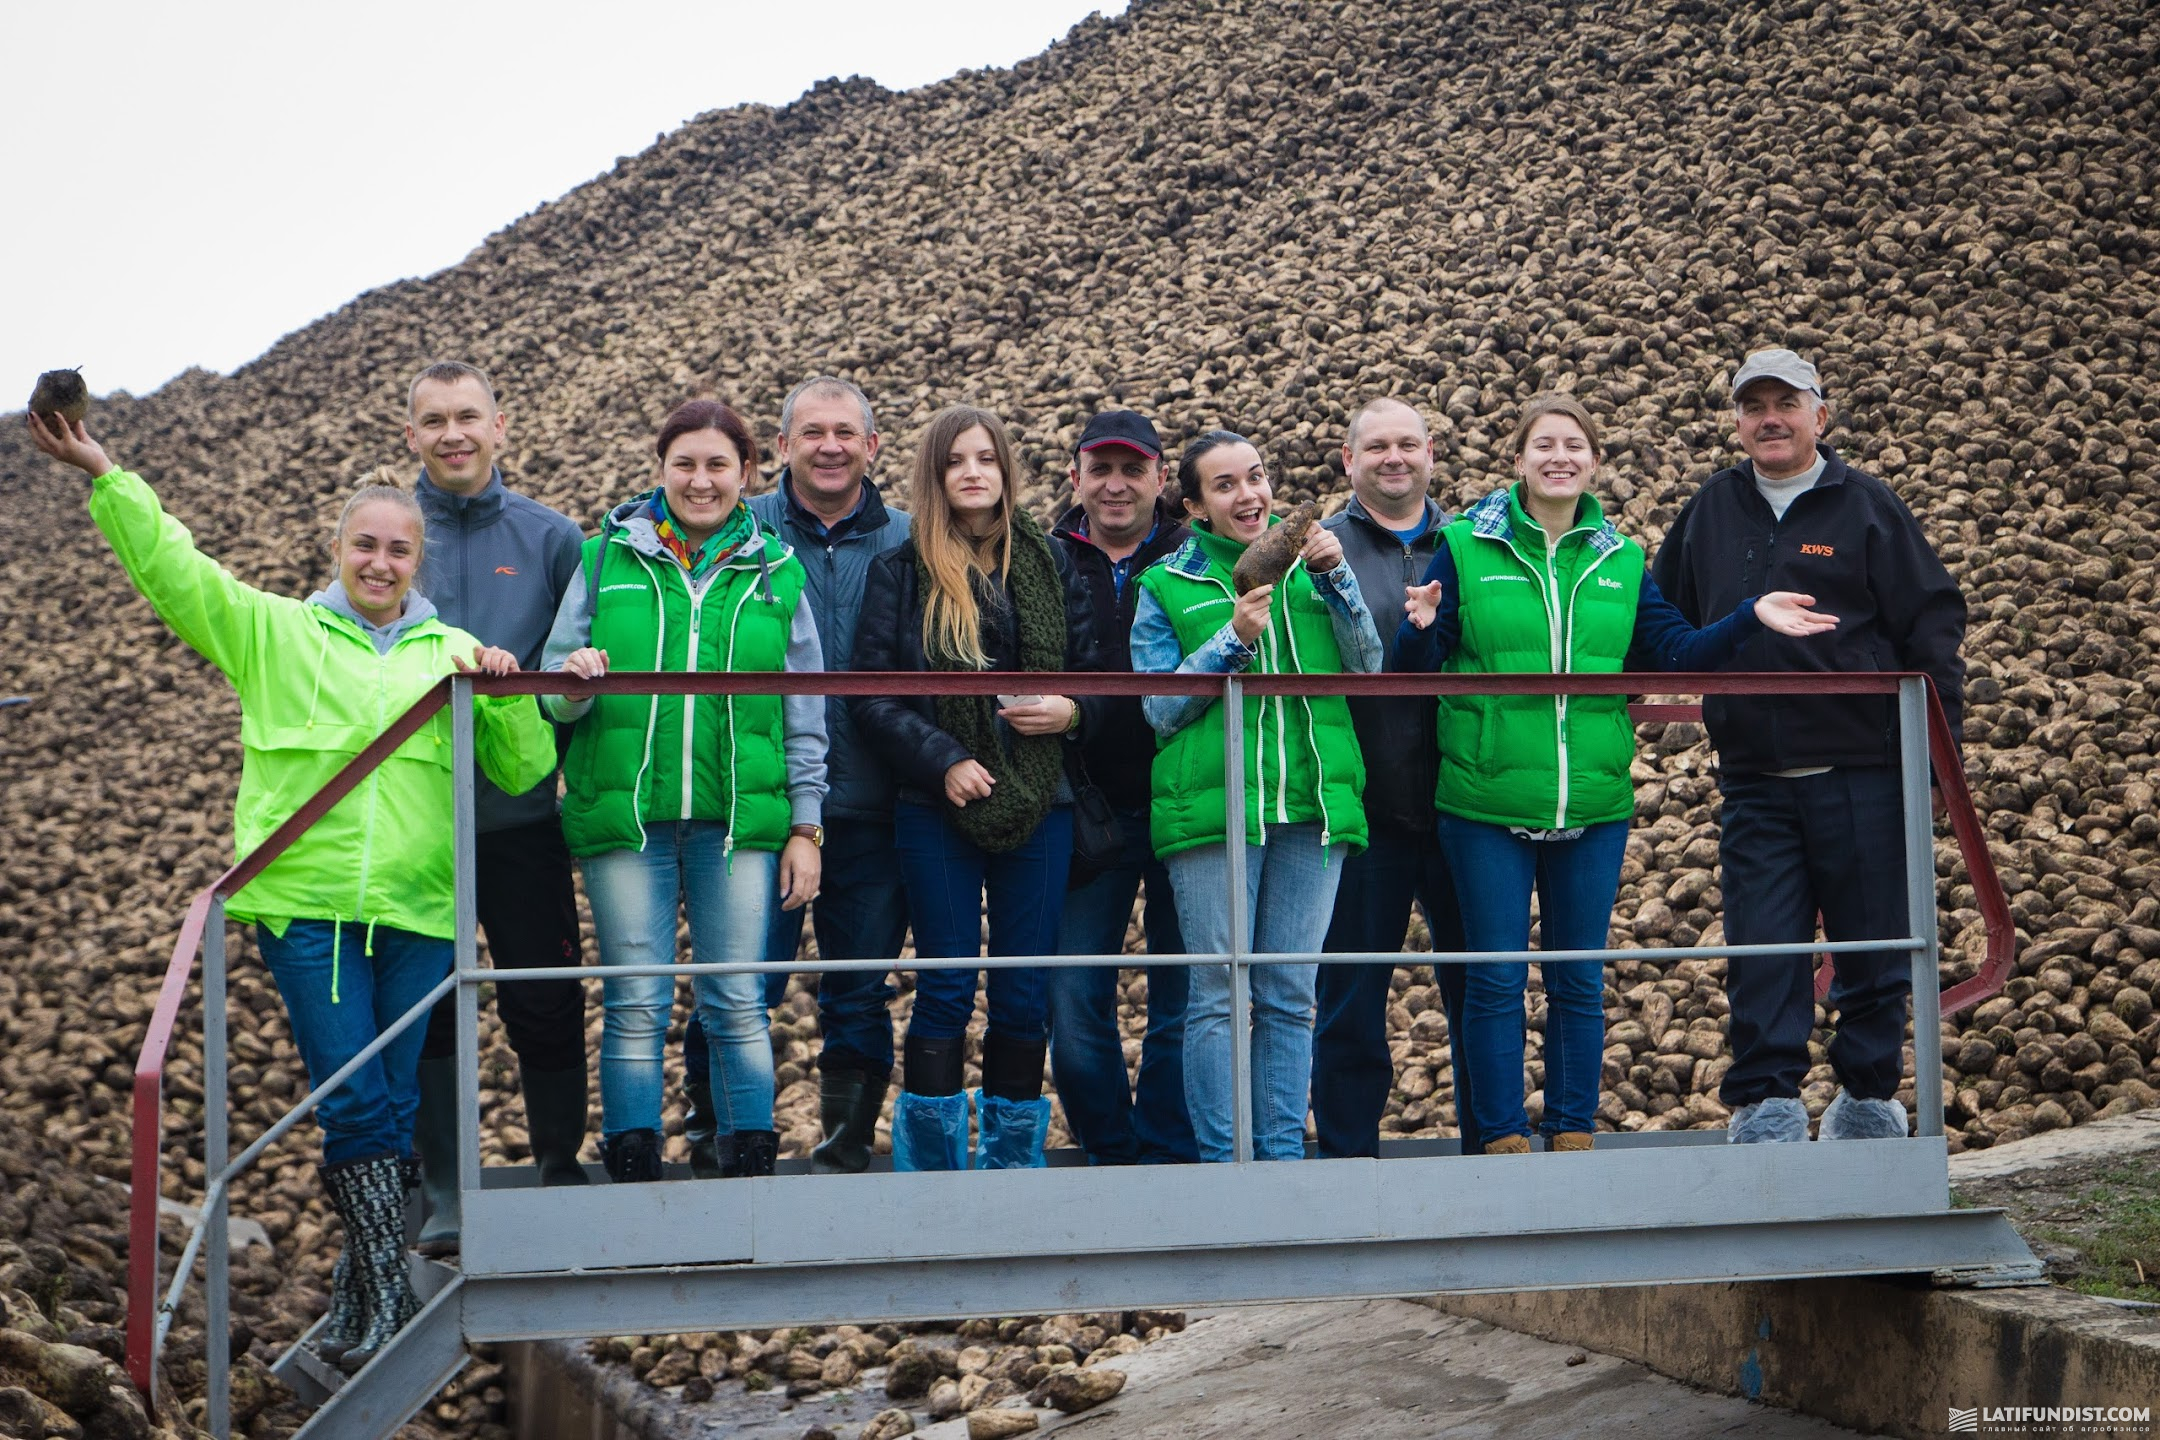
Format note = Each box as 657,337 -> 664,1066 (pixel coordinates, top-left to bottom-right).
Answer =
649,493 -> 757,582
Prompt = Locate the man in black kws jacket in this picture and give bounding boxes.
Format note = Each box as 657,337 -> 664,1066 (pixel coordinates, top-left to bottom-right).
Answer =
1046,410 -> 1197,1164
1651,348 -> 1966,1146
1315,399 -> 1476,1158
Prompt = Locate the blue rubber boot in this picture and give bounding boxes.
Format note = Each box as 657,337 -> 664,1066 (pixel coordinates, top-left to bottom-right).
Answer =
1726,1096 -> 1808,1143
1818,1090 -> 1909,1140
892,1090 -> 972,1171
975,1093 -> 1051,1169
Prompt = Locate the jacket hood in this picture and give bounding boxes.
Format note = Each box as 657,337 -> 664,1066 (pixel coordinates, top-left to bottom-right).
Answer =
308,581 -> 439,648
415,468 -> 506,525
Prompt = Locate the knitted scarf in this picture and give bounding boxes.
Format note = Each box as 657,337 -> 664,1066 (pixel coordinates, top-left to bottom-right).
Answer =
649,493 -> 757,581
920,510 -> 1068,852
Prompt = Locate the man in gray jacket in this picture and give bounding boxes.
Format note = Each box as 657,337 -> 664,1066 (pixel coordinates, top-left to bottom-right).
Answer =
407,361 -> 592,1252
680,375 -> 913,1174
1315,399 -> 1477,1157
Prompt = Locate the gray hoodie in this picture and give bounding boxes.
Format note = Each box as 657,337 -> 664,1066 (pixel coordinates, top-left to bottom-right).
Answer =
309,581 -> 439,652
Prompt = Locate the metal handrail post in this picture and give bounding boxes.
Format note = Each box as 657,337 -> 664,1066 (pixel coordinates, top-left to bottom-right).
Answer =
452,678 -> 482,1192
1223,676 -> 1253,1164
204,900 -> 230,1439
1901,677 -> 1945,1138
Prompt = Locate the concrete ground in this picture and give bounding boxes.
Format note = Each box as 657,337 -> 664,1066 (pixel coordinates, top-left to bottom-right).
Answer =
909,1300 -> 1877,1440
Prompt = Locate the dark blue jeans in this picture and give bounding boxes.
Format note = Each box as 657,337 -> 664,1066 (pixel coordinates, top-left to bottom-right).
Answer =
1315,822 -> 1478,1157
1049,804 -> 1196,1165
1436,815 -> 1628,1143
687,817 -> 907,1084
895,801 -> 1072,1042
1717,766 -> 1912,1107
257,920 -> 450,1165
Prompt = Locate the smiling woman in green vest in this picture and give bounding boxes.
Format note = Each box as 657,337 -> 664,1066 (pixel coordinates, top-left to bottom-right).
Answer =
542,399 -> 829,1184
1393,392 -> 1837,1157
1129,430 -> 1382,1163
28,412 -> 553,1374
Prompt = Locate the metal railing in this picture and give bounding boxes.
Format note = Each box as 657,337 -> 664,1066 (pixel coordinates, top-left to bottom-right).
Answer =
124,668 -> 2007,1435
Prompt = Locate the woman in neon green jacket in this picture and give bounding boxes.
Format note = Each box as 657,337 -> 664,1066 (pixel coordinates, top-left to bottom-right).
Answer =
29,412 -> 553,1373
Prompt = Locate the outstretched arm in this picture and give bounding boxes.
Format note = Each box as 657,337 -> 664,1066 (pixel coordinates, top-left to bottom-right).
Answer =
34,413 -> 269,681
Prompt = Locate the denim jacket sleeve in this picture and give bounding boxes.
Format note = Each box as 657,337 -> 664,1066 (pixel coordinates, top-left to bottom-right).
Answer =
1132,586 -> 1252,738
1307,560 -> 1382,674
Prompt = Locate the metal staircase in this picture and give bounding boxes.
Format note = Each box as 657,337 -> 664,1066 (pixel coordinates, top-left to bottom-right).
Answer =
126,671 -> 2037,1439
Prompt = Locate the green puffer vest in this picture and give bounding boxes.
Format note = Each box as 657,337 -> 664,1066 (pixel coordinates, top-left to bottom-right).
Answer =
1136,523 -> 1367,859
1434,485 -> 1645,830
561,515 -> 806,858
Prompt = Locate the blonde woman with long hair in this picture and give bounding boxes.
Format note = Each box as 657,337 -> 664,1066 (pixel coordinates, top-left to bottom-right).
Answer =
853,405 -> 1104,1170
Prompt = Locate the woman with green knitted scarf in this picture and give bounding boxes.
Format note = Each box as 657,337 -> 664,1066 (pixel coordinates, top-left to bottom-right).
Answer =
853,406 -> 1107,1171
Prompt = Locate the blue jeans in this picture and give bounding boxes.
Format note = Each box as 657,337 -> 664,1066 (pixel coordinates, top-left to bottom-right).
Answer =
1165,825 -> 1345,1163
894,801 -> 1071,1043
1717,767 -> 1912,1106
1050,804 -> 1196,1165
257,920 -> 449,1166
585,823 -> 776,1137
1436,814 -> 1628,1143
755,818 -> 906,1075
1316,823 -> 1478,1156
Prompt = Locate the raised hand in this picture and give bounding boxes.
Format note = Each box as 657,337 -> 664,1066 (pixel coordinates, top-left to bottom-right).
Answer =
1754,592 -> 1840,637
1299,525 -> 1345,574
1403,580 -> 1444,630
25,412 -> 113,478
1230,584 -> 1274,644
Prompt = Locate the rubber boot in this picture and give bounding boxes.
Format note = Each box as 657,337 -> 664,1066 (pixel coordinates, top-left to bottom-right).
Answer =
713,1133 -> 743,1178
599,1128 -> 664,1183
683,1073 -> 723,1180
519,1063 -> 591,1185
320,1154 -> 420,1373
893,1033 -> 969,1172
976,1033 -> 1050,1170
411,1056 -> 462,1258
308,1174 -> 366,1364
809,1067 -> 889,1176
733,1129 -> 780,1177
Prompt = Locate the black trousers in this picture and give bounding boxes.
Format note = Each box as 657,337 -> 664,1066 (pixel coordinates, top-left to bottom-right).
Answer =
1716,766 -> 1913,1108
421,817 -> 587,1070
1312,821 -> 1478,1157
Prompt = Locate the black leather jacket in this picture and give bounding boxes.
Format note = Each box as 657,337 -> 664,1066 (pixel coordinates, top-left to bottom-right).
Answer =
850,539 -> 1107,807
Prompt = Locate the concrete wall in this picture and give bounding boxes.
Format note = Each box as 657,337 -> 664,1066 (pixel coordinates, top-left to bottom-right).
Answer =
1424,1279 -> 2160,1440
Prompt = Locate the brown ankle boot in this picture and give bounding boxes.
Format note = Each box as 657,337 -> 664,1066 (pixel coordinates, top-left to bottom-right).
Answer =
1485,1134 -> 1532,1155
1550,1132 -> 1594,1152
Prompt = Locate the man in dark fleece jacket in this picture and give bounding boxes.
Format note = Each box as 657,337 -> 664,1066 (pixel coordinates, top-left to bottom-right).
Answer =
407,360 -> 593,1254
1315,399 -> 1476,1158
1046,409 -> 1196,1165
1651,348 -> 1966,1146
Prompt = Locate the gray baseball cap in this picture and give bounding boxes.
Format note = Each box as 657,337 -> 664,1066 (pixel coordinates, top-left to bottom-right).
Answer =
1730,348 -> 1824,401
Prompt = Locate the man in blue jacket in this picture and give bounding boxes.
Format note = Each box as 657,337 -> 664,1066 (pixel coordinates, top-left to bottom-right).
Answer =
683,376 -> 912,1174
407,361 -> 592,1253
1315,399 -> 1476,1158
1651,348 -> 1966,1144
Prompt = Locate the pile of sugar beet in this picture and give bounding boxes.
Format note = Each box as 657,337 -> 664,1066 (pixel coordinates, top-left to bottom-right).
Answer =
1,0 -> 2156,1432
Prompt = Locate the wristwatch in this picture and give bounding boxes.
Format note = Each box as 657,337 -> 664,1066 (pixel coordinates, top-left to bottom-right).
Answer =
789,824 -> 824,847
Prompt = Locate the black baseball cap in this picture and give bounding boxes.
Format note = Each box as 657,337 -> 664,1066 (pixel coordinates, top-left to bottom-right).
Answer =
1076,410 -> 1162,461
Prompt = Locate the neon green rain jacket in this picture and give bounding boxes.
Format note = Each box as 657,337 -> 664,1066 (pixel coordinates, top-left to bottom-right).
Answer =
88,468 -> 555,940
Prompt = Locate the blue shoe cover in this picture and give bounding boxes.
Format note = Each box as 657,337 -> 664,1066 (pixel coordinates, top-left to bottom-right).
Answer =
892,1090 -> 971,1171
1818,1090 -> 1908,1140
974,1092 -> 1050,1170
1726,1096 -> 1808,1144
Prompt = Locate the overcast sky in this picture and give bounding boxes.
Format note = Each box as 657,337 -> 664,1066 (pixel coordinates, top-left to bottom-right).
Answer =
1,0 -> 1128,404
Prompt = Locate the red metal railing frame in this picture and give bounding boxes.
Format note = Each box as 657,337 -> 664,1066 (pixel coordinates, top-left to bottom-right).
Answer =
123,668 -> 2009,1395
